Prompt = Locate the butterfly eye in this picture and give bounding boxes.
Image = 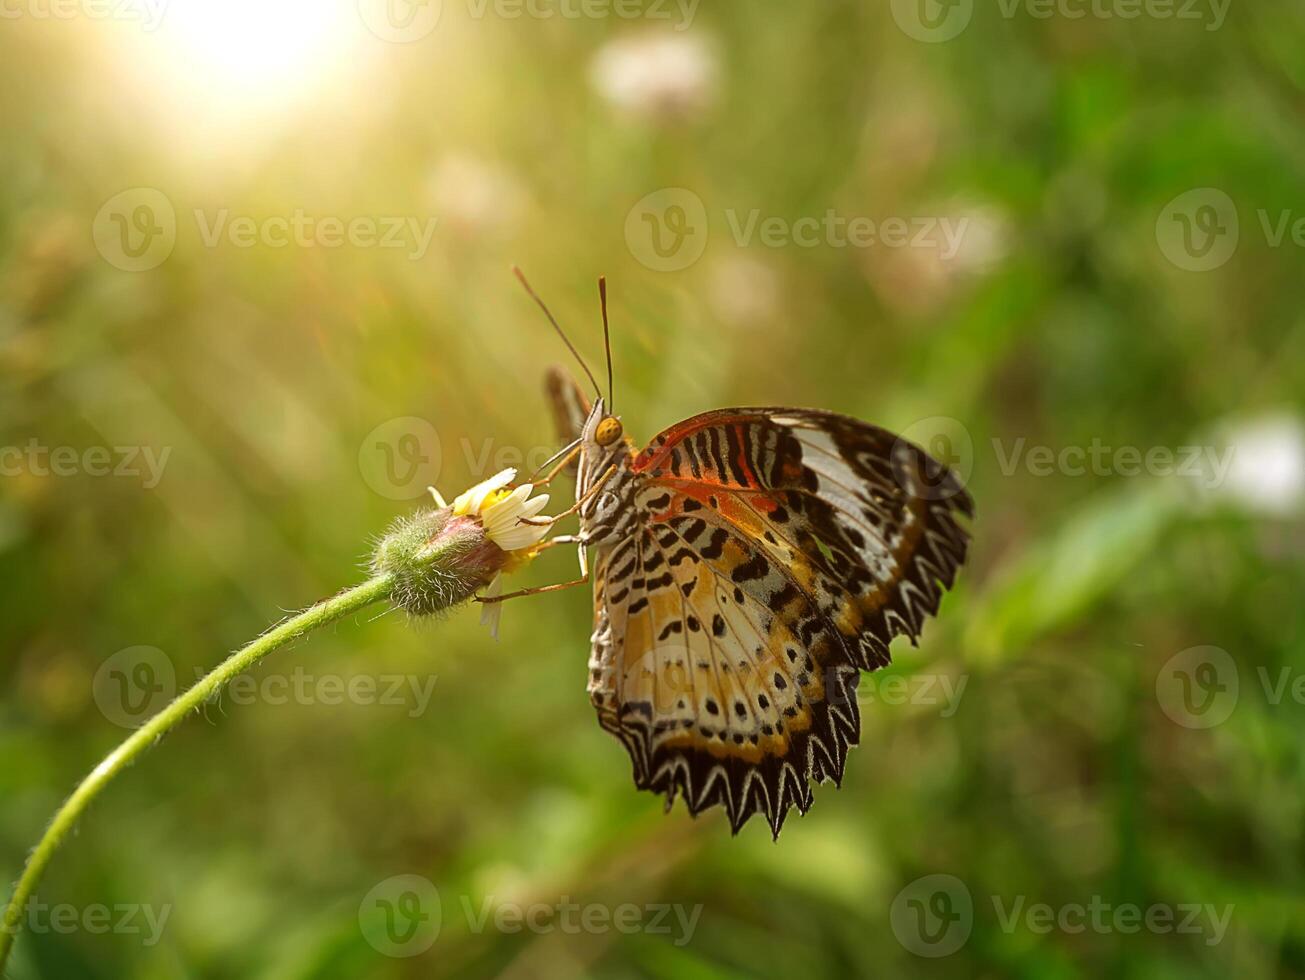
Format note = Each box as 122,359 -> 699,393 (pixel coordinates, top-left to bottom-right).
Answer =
595,416 -> 623,447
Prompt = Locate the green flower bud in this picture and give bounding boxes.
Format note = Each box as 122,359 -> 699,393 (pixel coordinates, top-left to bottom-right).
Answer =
370,507 -> 507,617
369,468 -> 555,624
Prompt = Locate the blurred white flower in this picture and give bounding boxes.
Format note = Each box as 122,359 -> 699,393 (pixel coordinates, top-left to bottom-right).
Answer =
946,203 -> 1011,275
590,34 -> 719,121
863,199 -> 1010,319
1214,415 -> 1305,517
426,153 -> 526,238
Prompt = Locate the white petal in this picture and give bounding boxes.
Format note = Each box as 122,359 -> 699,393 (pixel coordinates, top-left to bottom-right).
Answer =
479,573 -> 503,640
491,523 -> 552,551
481,484 -> 533,530
517,494 -> 551,520
453,468 -> 516,515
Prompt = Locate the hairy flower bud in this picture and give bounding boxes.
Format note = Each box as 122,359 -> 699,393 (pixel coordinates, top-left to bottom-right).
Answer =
369,469 -> 554,629
371,507 -> 506,617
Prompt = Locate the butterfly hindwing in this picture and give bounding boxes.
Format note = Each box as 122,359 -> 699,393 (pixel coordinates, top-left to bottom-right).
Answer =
587,496 -> 862,836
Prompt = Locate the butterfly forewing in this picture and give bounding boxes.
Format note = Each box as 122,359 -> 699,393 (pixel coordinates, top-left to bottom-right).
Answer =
544,366 -> 592,477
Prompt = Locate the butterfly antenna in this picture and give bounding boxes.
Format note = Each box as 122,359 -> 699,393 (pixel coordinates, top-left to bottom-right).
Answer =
512,266 -> 602,401
599,276 -> 613,412
526,436 -> 581,483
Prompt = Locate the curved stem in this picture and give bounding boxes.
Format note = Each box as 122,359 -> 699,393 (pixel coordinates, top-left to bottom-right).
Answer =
0,574 -> 394,970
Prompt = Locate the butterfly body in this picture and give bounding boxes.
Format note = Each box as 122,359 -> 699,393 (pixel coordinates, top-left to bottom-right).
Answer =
558,376 -> 973,837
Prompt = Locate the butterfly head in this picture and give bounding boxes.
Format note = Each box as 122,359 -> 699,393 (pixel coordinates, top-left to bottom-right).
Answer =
581,398 -> 626,451
576,398 -> 637,543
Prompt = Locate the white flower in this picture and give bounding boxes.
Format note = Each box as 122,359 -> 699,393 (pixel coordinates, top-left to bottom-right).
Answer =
1215,416 -> 1305,516
590,34 -> 719,121
447,468 -> 553,551
440,468 -> 555,640
426,153 -> 526,238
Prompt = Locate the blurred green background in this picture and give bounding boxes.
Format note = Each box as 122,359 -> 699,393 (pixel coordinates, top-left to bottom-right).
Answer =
3,0 -> 1305,977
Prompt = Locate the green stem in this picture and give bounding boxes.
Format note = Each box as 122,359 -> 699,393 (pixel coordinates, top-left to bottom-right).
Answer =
0,573 -> 395,970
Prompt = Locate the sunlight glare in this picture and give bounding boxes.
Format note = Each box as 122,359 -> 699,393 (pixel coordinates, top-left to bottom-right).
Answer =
139,0 -> 361,122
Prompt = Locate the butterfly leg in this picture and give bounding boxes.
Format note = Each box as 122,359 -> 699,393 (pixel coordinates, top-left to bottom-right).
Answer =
475,571 -> 589,604
533,534 -> 582,552
518,464 -> 616,526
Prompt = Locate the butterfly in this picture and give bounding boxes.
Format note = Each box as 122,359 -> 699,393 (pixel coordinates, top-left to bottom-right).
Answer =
488,272 -> 973,838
